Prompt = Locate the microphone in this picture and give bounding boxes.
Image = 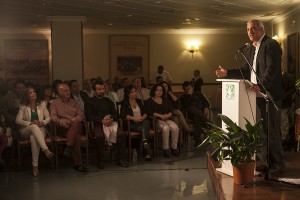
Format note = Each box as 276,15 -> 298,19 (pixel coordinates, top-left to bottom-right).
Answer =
238,43 -> 250,53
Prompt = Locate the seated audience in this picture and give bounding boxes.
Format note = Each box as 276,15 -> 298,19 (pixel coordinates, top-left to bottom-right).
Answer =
161,81 -> 192,134
146,84 -> 179,157
85,81 -> 128,169
15,87 -> 53,176
120,85 -> 152,161
180,81 -> 211,147
50,83 -> 87,172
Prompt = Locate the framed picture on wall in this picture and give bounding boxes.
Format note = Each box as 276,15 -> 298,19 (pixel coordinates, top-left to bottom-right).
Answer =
109,35 -> 149,84
3,39 -> 49,87
287,33 -> 299,76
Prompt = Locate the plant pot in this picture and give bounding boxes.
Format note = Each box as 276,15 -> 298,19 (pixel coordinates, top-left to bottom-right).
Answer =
232,161 -> 255,185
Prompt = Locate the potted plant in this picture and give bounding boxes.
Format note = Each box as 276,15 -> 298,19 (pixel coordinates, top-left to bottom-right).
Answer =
198,114 -> 263,184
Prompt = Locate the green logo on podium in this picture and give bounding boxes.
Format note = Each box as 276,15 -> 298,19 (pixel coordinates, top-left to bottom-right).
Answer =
225,84 -> 235,99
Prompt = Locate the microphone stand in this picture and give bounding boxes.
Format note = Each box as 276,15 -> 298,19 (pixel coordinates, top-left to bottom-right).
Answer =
238,50 -> 299,188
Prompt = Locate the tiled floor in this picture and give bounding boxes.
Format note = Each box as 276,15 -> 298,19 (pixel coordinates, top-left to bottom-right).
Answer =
0,150 -> 216,200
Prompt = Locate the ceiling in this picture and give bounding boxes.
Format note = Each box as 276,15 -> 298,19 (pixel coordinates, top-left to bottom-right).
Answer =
0,0 -> 299,32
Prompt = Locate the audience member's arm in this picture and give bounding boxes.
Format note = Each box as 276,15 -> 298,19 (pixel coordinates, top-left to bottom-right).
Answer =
70,101 -> 85,122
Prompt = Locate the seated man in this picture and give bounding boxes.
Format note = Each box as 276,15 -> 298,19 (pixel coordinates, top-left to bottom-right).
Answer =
180,81 -> 211,147
85,80 -> 128,169
50,83 -> 86,172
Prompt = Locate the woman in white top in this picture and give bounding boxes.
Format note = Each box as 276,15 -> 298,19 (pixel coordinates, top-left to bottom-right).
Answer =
16,87 -> 53,176
120,85 -> 152,161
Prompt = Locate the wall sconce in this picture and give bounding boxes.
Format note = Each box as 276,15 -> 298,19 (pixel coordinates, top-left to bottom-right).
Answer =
186,41 -> 199,57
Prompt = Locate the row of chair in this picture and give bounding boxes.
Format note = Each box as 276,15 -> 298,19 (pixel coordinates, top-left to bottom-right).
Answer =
13,115 -> 187,170
15,122 -> 89,171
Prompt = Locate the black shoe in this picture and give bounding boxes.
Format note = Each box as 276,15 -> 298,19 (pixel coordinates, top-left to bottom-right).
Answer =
163,150 -> 170,158
116,160 -> 129,168
143,143 -> 152,161
171,149 -> 179,157
98,161 -> 105,169
73,165 -> 88,172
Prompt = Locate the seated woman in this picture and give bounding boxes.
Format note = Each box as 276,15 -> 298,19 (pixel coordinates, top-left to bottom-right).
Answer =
161,81 -> 193,134
146,84 -> 179,158
16,86 -> 53,176
120,85 -> 152,161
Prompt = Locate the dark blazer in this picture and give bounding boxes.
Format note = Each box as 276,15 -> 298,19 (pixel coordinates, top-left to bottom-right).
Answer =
227,35 -> 283,100
120,98 -> 147,120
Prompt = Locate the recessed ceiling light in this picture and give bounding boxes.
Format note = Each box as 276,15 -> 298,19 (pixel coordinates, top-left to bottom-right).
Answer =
107,23 -> 113,26
194,18 -> 199,21
126,14 -> 132,18
185,19 -> 191,22
182,21 -> 191,25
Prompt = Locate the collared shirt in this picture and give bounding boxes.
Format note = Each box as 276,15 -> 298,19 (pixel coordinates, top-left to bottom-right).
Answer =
50,97 -> 84,125
250,34 -> 265,84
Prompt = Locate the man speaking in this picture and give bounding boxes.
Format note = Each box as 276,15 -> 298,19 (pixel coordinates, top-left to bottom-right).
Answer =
215,19 -> 285,174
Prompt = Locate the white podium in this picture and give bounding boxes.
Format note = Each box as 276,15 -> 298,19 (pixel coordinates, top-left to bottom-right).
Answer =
216,79 -> 256,176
